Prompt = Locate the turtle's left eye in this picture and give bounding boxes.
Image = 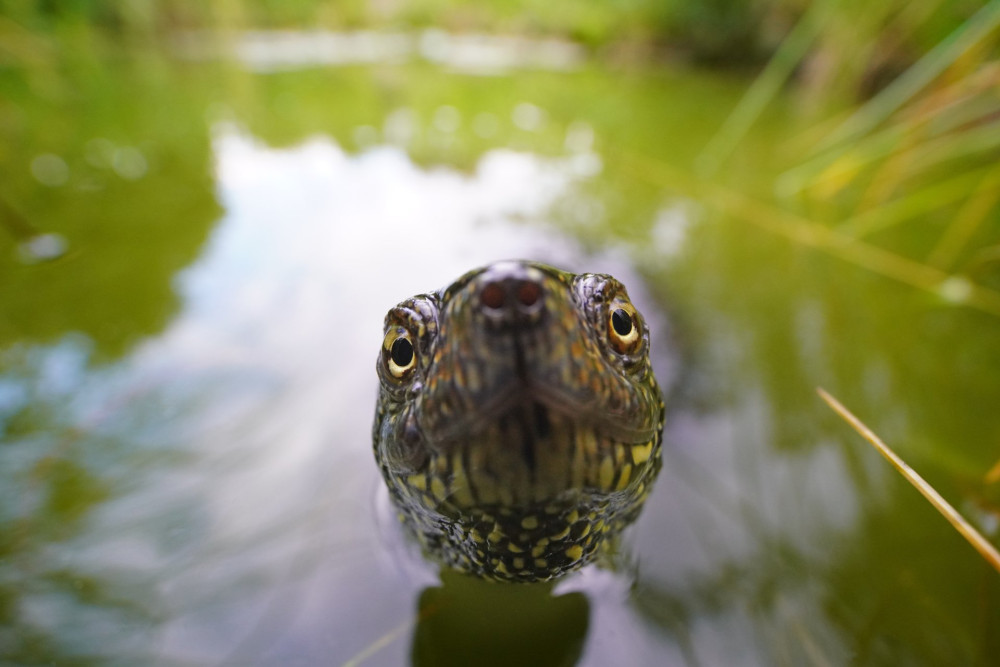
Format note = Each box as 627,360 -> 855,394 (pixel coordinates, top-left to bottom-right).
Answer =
607,303 -> 641,354
383,328 -> 417,379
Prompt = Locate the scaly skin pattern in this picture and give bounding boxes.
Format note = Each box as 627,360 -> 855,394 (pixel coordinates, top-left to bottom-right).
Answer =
373,261 -> 664,582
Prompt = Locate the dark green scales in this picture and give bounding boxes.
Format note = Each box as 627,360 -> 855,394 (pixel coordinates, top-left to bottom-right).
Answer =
373,261 -> 664,582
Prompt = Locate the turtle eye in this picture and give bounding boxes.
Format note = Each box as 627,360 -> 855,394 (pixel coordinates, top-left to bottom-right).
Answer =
607,303 -> 641,354
383,328 -> 417,379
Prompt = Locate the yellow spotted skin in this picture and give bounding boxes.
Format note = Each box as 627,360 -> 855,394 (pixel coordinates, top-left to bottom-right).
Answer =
373,261 -> 665,582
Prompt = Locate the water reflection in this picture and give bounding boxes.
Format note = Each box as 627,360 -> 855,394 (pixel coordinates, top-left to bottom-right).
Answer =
3,45 -> 999,665
2,126 -> 662,664
0,122 -> 907,666
175,30 -> 585,75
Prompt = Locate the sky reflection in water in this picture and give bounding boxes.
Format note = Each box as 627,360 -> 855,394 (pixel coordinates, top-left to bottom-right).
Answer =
4,69 -> 996,660
5,128 -> 691,664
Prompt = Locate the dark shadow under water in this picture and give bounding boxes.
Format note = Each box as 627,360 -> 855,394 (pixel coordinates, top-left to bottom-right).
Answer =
411,570 -> 589,667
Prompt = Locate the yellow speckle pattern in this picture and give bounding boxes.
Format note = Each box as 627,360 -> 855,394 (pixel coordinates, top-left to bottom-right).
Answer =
449,453 -> 475,506
615,463 -> 632,491
551,525 -> 571,541
430,477 -> 447,501
632,441 -> 653,464
598,456 -> 615,490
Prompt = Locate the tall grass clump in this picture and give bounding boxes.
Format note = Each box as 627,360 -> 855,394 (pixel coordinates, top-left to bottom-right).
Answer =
695,0 -> 1000,314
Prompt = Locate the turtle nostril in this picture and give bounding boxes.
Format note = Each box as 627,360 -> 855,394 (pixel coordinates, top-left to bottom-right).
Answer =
480,281 -> 507,310
516,281 -> 541,307
478,272 -> 545,323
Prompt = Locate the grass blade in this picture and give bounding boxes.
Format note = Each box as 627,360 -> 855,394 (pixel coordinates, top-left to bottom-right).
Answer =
618,150 -> 1000,317
927,162 -> 1000,270
839,163 -> 999,239
341,615 -> 417,667
817,387 -> 1000,573
812,0 -> 1000,154
696,0 -> 837,177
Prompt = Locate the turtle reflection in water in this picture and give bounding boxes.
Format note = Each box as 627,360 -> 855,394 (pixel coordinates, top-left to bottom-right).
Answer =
373,261 -> 664,582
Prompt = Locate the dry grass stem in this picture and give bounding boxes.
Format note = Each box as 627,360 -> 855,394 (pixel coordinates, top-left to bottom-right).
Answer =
817,387 -> 1000,573
341,616 -> 417,667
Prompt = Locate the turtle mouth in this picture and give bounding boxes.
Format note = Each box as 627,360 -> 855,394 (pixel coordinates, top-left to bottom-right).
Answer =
421,376 -> 656,448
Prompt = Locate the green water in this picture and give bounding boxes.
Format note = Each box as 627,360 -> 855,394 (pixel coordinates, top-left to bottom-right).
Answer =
1,36 -> 998,666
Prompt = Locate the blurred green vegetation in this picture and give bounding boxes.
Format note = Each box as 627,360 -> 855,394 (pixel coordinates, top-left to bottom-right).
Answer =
1,1 -> 999,663
1,0 -> 998,349
0,0 -> 997,360
0,0 -> 988,78
0,48 -> 221,358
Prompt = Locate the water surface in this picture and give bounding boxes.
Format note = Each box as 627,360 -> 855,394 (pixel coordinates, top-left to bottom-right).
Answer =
1,35 -> 998,666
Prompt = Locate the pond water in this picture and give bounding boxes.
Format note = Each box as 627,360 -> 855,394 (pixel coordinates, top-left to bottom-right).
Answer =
1,34 -> 998,666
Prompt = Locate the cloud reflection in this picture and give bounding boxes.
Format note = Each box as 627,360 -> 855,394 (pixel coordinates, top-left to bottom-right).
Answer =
123,125 -> 622,662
